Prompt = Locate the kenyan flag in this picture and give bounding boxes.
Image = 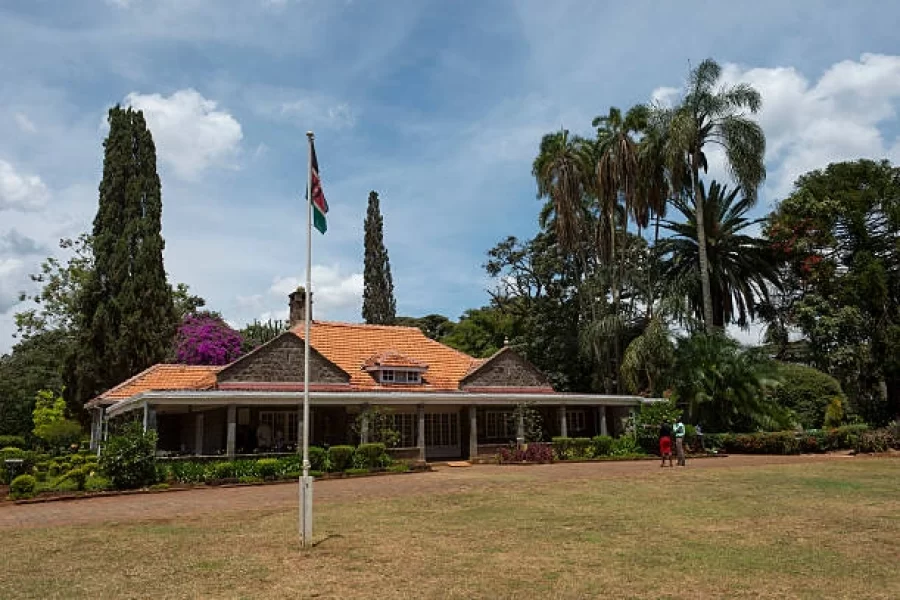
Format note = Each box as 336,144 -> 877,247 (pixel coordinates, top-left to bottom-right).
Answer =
309,141 -> 328,234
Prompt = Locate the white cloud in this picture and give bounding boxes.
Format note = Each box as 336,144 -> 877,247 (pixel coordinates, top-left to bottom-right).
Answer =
246,86 -> 356,130
0,160 -> 49,211
0,257 -> 27,314
652,54 -> 900,200
0,229 -> 46,256
124,89 -> 243,180
14,113 -> 36,134
268,265 -> 363,319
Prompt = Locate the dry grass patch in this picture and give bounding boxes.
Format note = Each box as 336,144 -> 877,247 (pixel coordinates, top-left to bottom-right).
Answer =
1,459 -> 898,599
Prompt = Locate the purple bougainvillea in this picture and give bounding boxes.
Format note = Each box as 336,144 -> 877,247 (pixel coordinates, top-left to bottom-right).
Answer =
174,313 -> 244,365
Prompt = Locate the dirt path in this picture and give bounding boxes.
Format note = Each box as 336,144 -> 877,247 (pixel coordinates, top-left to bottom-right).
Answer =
0,454 -> 878,530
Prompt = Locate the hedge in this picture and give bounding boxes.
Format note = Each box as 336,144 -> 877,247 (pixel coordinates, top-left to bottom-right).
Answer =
771,363 -> 845,429
702,425 -> 895,455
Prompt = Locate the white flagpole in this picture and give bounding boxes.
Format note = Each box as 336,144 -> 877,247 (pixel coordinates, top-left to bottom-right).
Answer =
300,131 -> 315,547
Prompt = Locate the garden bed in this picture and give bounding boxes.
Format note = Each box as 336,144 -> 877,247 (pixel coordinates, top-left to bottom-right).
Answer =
4,463 -> 431,505
485,452 -> 728,466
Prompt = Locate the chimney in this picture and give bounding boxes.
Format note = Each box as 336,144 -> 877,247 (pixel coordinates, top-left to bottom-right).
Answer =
289,286 -> 312,327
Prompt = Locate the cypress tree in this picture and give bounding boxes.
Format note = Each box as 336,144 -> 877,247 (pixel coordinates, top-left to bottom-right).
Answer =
68,106 -> 176,411
362,190 -> 397,324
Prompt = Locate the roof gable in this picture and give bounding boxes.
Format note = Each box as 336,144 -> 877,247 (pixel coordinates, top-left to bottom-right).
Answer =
217,331 -> 350,384
460,347 -> 554,392
86,364 -> 220,408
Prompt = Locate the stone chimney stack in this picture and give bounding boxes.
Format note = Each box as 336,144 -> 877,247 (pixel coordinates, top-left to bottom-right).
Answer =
289,287 -> 312,327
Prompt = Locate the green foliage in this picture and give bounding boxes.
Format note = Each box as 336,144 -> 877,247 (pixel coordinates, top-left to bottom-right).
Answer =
308,446 -> 329,472
855,429 -> 893,454
352,407 -> 401,448
344,468 -> 369,476
551,437 -> 593,460
327,445 -> 355,472
59,466 -> 91,491
823,397 -> 844,429
99,422 -> 158,490
511,402 -> 543,443
353,443 -> 389,470
362,190 -> 397,324
84,474 -> 112,492
609,436 -> 643,456
671,332 -> 789,432
824,424 -> 869,450
394,315 -> 456,340
9,474 -> 37,499
591,435 -> 614,456
0,435 -> 26,449
764,159 -> 900,424
442,306 -> 514,358
770,363 -> 845,429
238,476 -> 264,484
68,106 -> 177,412
239,319 -> 288,352
256,458 -> 280,479
387,463 -> 410,473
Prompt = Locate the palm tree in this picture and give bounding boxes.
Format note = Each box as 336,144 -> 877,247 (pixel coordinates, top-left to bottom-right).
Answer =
659,180 -> 780,328
660,58 -> 767,332
532,130 -> 593,251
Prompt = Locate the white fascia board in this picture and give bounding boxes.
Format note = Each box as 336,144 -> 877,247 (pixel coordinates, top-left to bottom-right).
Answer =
105,390 -> 661,417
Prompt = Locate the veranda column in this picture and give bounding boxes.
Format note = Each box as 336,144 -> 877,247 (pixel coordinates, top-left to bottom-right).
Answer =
360,405 -> 370,444
90,408 -> 101,451
516,409 -> 525,448
600,406 -> 608,436
468,405 -> 478,460
417,403 -> 426,462
226,405 -> 237,457
559,406 -> 568,438
194,412 -> 205,456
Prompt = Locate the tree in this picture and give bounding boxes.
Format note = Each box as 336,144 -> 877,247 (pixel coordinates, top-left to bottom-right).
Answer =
659,180 -> 780,328
764,159 -> 900,423
240,319 -> 289,351
0,330 -> 68,437
394,315 -> 456,340
68,106 -> 177,413
532,130 -> 593,250
362,190 -> 396,324
442,307 -> 513,358
770,363 -> 845,429
671,332 -> 788,432
660,58 -> 767,331
173,312 -> 244,365
172,283 -> 206,319
32,389 -> 82,451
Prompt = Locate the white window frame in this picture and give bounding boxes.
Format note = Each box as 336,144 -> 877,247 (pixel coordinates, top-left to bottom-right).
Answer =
566,409 -> 586,434
258,411 -> 298,448
379,369 -> 422,384
389,413 -> 417,447
485,410 -> 514,439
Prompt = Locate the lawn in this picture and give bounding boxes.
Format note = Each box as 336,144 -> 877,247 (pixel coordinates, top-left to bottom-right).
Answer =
2,458 -> 898,599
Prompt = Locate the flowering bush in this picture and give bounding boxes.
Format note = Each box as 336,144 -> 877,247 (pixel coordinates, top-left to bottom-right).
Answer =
497,442 -> 553,464
174,312 -> 244,365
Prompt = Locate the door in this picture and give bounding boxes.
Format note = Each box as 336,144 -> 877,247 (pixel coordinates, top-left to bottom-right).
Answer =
425,412 -> 460,459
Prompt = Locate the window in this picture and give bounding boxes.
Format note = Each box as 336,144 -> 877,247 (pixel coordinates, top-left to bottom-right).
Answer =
379,370 -> 421,384
258,411 -> 298,449
425,413 -> 459,447
388,413 -> 417,447
566,410 -> 586,434
485,410 -> 514,439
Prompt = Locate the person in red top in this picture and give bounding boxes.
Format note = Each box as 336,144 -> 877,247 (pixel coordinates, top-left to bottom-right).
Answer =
659,420 -> 674,467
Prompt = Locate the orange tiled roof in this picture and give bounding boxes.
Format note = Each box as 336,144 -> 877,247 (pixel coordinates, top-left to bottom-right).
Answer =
87,364 -> 220,407
293,321 -> 478,391
362,349 -> 429,370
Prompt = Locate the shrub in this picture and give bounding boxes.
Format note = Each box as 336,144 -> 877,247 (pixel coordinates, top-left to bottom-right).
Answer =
256,458 -> 280,479
592,435 -> 614,457
308,446 -> 329,471
307,470 -> 323,478
238,476 -> 264,484
149,483 -> 170,491
60,466 -> 91,491
799,430 -> 827,453
610,436 -> 643,457
344,468 -> 369,476
552,437 -> 573,460
98,422 -> 158,490
856,429 -> 893,454
276,455 -> 300,477
327,445 -> 355,472
498,442 -> 554,464
823,397 -> 844,428
354,443 -> 389,470
168,461 -> 206,484
387,463 -> 410,473
771,363 -> 845,429
825,424 -> 869,450
209,461 -> 236,481
84,475 -> 112,492
0,435 -> 26,449
9,474 -> 37,499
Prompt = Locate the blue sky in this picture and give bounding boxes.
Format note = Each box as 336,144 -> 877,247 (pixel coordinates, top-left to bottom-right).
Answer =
2,0 -> 900,353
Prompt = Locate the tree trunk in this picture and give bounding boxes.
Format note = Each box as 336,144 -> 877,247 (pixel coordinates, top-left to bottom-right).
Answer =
691,151 -> 715,332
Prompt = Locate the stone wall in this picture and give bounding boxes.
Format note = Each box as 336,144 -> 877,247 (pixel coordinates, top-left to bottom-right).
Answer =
462,349 -> 549,388
218,333 -> 349,383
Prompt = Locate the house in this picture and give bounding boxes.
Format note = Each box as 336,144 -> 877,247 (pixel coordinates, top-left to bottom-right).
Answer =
87,291 -> 655,461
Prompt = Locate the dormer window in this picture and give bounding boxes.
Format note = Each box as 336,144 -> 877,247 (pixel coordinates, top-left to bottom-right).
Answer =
379,370 -> 421,384
363,350 -> 428,386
